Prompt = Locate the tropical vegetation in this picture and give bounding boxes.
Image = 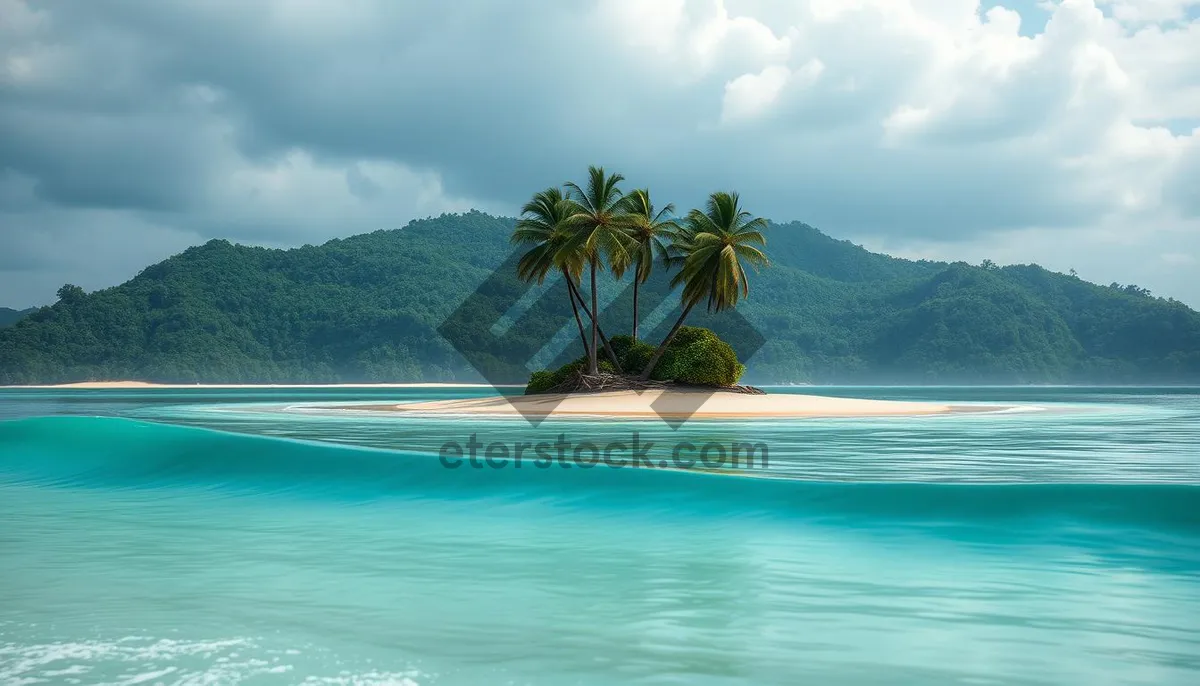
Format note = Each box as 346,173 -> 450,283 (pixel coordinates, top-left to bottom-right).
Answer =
621,188 -> 677,342
512,167 -> 768,393
1,210 -> 1198,386
525,328 -> 746,393
561,167 -> 636,375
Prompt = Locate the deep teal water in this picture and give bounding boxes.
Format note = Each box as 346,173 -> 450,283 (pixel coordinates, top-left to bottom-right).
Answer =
1,387 -> 1198,685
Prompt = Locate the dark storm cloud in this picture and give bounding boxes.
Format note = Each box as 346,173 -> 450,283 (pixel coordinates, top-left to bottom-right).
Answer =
0,1 -> 1109,231
0,106 -> 212,211
1,0 -> 1198,307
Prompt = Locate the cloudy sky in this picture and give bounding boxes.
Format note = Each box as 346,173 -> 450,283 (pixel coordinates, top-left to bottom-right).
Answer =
2,0 -> 1199,308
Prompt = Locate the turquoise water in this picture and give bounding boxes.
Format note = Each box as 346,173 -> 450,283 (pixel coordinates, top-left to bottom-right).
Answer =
1,387 -> 1198,685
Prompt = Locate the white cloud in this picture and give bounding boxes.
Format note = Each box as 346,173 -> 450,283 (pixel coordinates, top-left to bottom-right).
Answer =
721,65 -> 793,124
203,149 -> 479,243
1098,0 -> 1200,24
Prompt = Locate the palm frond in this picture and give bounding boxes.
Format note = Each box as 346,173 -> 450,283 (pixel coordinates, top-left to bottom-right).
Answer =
664,190 -> 771,313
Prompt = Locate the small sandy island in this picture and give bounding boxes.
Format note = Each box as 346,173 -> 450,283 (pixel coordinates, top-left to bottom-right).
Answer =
336,389 -> 1005,420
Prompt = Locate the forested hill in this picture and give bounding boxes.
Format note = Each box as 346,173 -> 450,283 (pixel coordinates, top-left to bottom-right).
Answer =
0,308 -> 35,328
1,210 -> 1198,384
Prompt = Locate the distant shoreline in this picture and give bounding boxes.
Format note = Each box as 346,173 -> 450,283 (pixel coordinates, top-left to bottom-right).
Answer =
5,381 -> 514,390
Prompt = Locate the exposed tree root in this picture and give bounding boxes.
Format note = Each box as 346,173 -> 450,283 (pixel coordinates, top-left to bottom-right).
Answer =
544,368 -> 764,395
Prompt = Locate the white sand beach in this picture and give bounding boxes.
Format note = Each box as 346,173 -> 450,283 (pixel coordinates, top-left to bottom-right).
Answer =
337,389 -> 1002,420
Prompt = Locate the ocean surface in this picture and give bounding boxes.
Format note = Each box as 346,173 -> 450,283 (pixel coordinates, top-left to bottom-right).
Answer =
1,386 -> 1198,685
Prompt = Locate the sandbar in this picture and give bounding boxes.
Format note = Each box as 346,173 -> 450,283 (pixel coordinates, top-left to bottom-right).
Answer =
333,389 -> 1005,420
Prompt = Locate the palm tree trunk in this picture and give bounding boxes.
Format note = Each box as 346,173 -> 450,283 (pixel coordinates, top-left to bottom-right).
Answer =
569,277 -> 621,370
588,259 -> 599,375
563,268 -> 590,361
638,300 -> 697,381
632,278 -> 639,341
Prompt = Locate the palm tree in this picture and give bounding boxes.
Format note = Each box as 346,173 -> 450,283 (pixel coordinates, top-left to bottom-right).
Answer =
620,188 -> 678,340
639,191 -> 768,381
564,278 -> 624,369
511,187 -> 591,359
564,166 -> 635,374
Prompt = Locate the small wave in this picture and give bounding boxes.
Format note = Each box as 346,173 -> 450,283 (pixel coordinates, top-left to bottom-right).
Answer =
991,404 -> 1049,414
0,631 -> 424,686
1,416 -> 1197,533
0,635 -> 279,685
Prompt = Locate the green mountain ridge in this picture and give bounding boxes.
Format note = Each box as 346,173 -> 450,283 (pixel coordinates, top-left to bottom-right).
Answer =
0,308 -> 36,329
1,210 -> 1197,384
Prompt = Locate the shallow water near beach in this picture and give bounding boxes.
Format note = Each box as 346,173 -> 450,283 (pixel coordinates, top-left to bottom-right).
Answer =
1,386 -> 1199,685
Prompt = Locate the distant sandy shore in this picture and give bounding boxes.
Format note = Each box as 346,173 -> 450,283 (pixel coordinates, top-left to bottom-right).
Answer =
10,381 -> 507,390
330,389 -> 1005,420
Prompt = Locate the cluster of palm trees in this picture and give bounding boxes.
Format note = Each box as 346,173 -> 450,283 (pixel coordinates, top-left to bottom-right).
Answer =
511,165 -> 768,382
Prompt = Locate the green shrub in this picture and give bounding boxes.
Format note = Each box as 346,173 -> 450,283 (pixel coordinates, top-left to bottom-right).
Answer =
673,337 -> 744,386
526,327 -> 743,392
622,341 -> 657,375
527,359 -> 588,394
525,370 -> 556,394
652,326 -> 714,380
551,359 -> 585,386
607,334 -> 657,375
669,326 -> 713,348
525,358 -> 619,394
607,335 -> 635,360
653,327 -> 744,386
